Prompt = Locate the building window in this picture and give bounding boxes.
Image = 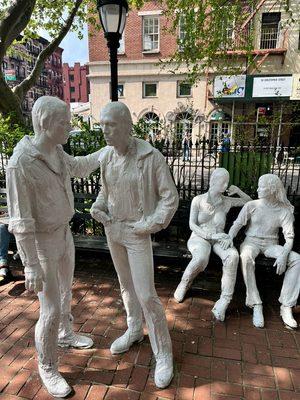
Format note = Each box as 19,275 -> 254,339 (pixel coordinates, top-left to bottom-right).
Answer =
141,112 -> 160,140
143,16 -> 159,52
70,74 -> 74,81
117,83 -> 124,97
177,81 -> 192,97
175,112 -> 193,139
70,86 -> 75,92
118,32 -> 125,54
143,82 -> 157,97
210,121 -> 230,144
260,12 -> 281,49
1,61 -> 8,71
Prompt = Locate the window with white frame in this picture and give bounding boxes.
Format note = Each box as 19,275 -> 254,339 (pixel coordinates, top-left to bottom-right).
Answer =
118,32 -> 125,54
177,81 -> 192,97
143,16 -> 159,52
143,82 -> 157,97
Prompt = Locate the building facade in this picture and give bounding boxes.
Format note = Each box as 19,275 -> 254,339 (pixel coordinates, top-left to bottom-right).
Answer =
1,37 -> 63,117
63,62 -> 90,104
88,0 -> 300,145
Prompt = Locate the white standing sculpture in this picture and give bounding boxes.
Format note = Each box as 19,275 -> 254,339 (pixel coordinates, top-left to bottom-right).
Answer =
90,102 -> 179,389
6,96 -> 102,398
174,168 -> 251,321
229,174 -> 300,329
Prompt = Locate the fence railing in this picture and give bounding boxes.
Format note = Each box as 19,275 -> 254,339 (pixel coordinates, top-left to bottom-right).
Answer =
69,138 -> 300,205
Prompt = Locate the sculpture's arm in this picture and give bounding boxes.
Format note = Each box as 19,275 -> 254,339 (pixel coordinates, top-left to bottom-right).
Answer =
227,185 -> 252,207
6,167 -> 44,293
131,151 -> 179,235
90,191 -> 111,227
64,148 -> 104,178
274,210 -> 295,275
189,199 -> 213,240
228,202 -> 251,239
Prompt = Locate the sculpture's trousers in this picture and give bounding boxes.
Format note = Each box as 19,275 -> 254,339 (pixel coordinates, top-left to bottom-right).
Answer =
34,225 -> 75,368
182,236 -> 239,301
240,236 -> 300,308
105,222 -> 172,358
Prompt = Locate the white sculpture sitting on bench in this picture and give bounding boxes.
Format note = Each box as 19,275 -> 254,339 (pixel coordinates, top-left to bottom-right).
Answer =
174,168 -> 251,321
229,173 -> 300,329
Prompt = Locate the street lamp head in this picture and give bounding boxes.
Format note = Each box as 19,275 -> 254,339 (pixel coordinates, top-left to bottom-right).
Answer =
97,0 -> 128,39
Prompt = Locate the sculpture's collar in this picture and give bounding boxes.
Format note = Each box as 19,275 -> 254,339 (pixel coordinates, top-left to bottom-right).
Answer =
99,137 -> 153,164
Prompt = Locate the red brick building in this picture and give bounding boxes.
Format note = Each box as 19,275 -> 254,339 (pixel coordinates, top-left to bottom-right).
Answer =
63,62 -> 89,104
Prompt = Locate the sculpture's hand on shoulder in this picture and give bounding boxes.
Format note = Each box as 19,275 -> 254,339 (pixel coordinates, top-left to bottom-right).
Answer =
274,253 -> 288,275
227,185 -> 240,196
24,263 -> 45,294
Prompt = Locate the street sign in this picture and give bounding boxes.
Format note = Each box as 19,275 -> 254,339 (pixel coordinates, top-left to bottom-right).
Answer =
5,69 -> 16,81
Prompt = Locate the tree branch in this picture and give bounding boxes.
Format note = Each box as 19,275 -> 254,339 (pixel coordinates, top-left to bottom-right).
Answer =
0,0 -> 36,59
14,0 -> 83,100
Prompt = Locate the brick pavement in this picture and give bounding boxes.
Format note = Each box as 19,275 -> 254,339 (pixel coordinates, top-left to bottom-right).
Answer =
0,254 -> 299,400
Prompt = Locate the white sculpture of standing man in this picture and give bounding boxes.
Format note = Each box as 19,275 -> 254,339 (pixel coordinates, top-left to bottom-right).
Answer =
90,102 -> 179,389
6,96 -> 102,398
174,168 -> 251,321
228,174 -> 300,329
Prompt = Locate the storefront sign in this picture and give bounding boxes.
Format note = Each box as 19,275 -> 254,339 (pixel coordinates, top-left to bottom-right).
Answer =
5,69 -> 16,81
214,75 -> 246,98
290,74 -> 300,100
252,76 -> 292,98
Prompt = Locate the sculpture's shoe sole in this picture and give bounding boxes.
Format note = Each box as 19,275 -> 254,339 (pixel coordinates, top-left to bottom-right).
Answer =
110,336 -> 144,355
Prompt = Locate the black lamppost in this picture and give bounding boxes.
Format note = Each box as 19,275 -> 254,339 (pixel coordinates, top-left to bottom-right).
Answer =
97,0 -> 128,101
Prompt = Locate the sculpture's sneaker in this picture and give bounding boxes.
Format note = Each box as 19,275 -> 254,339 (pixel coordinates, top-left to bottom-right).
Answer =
154,354 -> 173,389
253,304 -> 264,328
280,305 -> 297,329
110,329 -> 144,354
58,333 -> 93,349
38,365 -> 72,398
212,298 -> 230,322
174,280 -> 189,303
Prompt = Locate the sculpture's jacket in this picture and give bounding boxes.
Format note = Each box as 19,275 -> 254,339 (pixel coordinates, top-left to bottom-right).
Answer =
96,137 -> 179,232
6,136 -> 101,265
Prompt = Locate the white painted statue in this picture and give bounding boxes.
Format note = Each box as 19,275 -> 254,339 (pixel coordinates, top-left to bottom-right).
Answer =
174,168 -> 251,321
90,102 -> 179,389
228,173 -> 300,329
6,96 -> 102,398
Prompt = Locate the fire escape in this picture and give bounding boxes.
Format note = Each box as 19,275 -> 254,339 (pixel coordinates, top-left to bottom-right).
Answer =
226,0 -> 288,73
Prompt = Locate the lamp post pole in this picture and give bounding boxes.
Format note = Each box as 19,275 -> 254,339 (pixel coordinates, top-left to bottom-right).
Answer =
105,33 -> 120,101
97,0 -> 128,102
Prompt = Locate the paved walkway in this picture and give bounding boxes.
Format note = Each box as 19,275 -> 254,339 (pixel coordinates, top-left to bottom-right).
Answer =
0,254 -> 299,400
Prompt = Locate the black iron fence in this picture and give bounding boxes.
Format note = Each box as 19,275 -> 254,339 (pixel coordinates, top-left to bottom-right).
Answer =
69,137 -> 300,206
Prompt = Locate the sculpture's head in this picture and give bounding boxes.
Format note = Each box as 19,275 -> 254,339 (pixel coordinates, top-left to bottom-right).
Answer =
32,96 -> 71,145
209,168 -> 230,194
258,174 -> 293,212
99,102 -> 132,148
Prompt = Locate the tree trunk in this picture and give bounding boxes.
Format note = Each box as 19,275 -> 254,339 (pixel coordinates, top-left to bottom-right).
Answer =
0,77 -> 24,126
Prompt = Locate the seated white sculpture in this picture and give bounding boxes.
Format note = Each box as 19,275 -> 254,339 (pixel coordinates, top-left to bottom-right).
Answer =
174,168 -> 251,321
229,173 -> 300,329
6,96 -> 102,398
90,101 -> 179,389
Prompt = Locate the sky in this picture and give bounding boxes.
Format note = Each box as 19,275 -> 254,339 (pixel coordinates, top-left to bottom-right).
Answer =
40,25 -> 89,66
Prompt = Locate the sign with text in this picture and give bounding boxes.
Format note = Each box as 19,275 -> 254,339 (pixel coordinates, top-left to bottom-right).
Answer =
290,74 -> 300,100
252,76 -> 292,98
214,75 -> 246,98
5,69 -> 16,81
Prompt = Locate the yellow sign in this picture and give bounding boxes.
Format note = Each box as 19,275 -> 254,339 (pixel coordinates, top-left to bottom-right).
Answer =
290,74 -> 300,100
